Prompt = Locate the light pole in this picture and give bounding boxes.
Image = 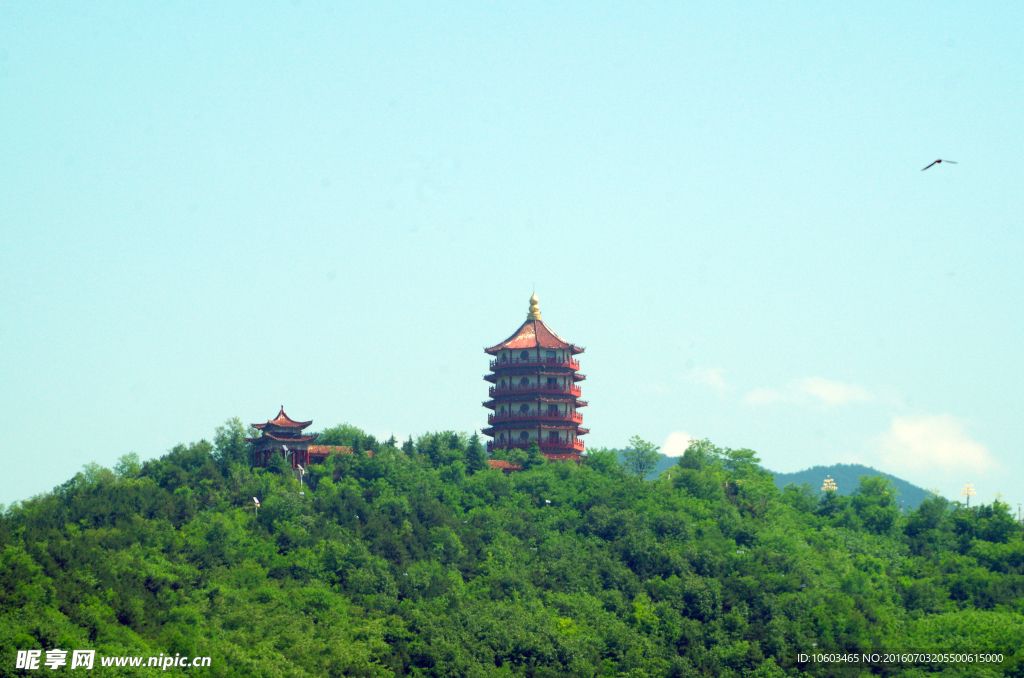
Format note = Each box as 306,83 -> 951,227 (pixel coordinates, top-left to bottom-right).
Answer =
961,483 -> 976,507
296,463 -> 306,488
253,497 -> 260,517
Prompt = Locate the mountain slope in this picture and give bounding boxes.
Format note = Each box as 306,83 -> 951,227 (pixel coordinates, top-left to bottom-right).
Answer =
769,463 -> 932,510
1,428 -> 1020,677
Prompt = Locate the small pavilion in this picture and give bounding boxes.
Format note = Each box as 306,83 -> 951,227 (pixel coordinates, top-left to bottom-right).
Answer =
248,407 -> 351,468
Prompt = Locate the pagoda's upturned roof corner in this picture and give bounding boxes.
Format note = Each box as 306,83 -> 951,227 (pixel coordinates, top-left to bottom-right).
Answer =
484,318 -> 584,355
252,406 -> 314,430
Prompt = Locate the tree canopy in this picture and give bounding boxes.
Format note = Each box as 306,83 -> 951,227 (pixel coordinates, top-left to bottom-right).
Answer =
622,435 -> 661,477
0,422 -> 1021,677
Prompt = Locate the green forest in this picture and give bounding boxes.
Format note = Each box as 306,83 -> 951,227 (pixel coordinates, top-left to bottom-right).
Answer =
768,465 -> 932,512
2,419 -> 1022,677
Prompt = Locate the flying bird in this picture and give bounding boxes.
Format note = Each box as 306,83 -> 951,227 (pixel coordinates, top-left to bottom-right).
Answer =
921,159 -> 957,171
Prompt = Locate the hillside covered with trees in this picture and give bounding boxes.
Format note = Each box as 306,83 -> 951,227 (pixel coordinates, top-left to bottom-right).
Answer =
1,419 -> 1022,677
768,465 -> 932,512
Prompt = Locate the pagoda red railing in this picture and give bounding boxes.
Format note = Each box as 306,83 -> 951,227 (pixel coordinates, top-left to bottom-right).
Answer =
488,410 -> 584,425
487,439 -> 585,453
488,383 -> 582,397
490,356 -> 580,370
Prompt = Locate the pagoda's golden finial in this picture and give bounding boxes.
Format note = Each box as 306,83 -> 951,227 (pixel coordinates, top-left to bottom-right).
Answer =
527,293 -> 542,320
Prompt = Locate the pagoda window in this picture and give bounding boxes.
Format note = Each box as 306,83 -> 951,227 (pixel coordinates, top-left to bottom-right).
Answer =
546,350 -> 556,359
520,377 -> 529,387
520,350 -> 530,360
519,404 -> 529,413
548,432 -> 560,443
547,404 -> 559,415
499,433 -> 506,441
519,431 -> 529,441
500,379 -> 506,387
546,377 -> 557,386
499,406 -> 505,413
501,353 -> 508,362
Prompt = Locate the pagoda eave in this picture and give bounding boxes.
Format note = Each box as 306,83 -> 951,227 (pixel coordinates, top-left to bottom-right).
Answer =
489,363 -> 581,374
486,398 -> 587,409
483,371 -> 584,384
486,422 -> 585,432
535,423 -> 585,431
485,344 -> 586,357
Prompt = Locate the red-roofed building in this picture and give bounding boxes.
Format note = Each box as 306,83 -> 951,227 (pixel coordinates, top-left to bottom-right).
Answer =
483,294 -> 588,463
249,406 -> 319,468
487,459 -> 523,474
307,445 -> 356,463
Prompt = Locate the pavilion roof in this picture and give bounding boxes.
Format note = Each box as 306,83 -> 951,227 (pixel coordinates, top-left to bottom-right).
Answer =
260,432 -> 319,443
252,406 -> 313,430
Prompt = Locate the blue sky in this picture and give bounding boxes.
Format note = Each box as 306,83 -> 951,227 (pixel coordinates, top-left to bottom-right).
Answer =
1,2 -> 1021,511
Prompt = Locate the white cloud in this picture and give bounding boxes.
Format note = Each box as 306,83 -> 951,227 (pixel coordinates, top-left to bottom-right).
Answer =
799,377 -> 873,404
688,367 -> 725,391
878,414 -> 995,474
662,431 -> 694,457
745,377 -> 872,406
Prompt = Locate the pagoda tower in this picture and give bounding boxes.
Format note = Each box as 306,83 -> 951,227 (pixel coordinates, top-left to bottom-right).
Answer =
482,294 -> 588,462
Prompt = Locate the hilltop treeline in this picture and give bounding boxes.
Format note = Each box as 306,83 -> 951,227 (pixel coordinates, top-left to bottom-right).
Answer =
769,464 -> 932,511
1,420 -> 1022,677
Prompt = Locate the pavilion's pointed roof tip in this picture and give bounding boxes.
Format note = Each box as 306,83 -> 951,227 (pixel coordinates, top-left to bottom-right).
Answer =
252,406 -> 314,430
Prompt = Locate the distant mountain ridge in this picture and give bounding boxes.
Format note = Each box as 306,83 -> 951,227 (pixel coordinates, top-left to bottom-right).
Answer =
767,463 -> 932,510
629,453 -> 932,511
